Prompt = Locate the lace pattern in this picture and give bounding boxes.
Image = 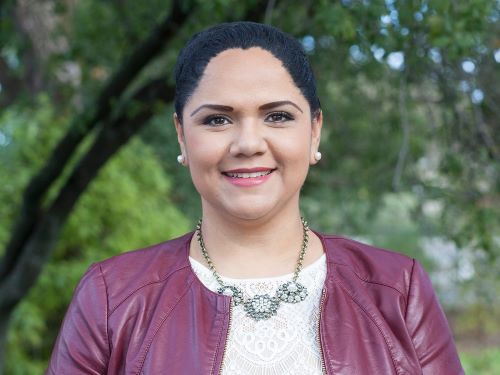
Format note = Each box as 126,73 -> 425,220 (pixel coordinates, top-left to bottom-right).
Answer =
190,254 -> 327,375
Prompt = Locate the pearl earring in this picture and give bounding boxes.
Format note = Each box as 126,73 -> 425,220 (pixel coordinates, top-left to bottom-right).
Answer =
177,154 -> 185,164
314,151 -> 322,161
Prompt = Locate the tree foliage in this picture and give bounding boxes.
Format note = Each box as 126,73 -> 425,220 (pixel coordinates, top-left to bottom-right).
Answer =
0,0 -> 498,372
1,97 -> 189,374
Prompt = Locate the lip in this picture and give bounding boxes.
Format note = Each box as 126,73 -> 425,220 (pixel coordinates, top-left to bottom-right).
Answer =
222,167 -> 275,187
223,167 -> 274,173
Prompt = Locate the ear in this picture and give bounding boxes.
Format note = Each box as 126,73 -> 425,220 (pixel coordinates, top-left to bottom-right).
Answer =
174,113 -> 188,166
310,110 -> 323,165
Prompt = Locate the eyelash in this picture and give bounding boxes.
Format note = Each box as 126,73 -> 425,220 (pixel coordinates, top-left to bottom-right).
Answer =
202,115 -> 230,126
202,111 -> 294,126
265,111 -> 294,122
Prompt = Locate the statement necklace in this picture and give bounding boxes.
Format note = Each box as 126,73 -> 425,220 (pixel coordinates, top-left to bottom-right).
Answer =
195,218 -> 310,321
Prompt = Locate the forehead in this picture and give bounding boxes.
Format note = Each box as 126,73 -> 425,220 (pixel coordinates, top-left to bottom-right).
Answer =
185,47 -> 306,110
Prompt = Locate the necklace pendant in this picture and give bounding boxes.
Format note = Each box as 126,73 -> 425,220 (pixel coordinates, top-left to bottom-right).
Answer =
197,217 -> 310,320
243,294 -> 280,321
277,281 -> 308,303
217,285 -> 244,306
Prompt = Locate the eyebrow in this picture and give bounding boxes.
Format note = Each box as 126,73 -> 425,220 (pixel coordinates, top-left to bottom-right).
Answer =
190,100 -> 303,117
190,104 -> 233,116
259,100 -> 303,113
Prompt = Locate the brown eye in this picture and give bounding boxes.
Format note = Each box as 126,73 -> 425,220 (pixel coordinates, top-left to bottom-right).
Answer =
203,115 -> 231,126
265,111 -> 294,123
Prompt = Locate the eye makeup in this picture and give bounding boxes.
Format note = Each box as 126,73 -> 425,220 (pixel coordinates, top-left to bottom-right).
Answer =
202,114 -> 232,127
265,111 -> 294,123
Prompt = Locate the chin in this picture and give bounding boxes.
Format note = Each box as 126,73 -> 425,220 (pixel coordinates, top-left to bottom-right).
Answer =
218,200 -> 279,222
226,207 -> 273,221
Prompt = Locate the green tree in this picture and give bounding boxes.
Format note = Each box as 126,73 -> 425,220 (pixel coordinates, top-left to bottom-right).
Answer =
1,97 -> 189,374
0,0 -> 498,373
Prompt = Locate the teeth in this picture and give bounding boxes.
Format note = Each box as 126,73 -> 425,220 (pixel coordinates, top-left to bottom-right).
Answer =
225,170 -> 272,178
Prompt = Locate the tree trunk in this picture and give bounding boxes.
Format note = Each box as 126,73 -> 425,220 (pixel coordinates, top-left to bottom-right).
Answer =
0,312 -> 9,375
0,2 -> 188,370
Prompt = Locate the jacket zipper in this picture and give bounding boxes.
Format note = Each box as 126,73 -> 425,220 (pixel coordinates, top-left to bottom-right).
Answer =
317,288 -> 327,374
219,292 -> 325,374
218,302 -> 232,375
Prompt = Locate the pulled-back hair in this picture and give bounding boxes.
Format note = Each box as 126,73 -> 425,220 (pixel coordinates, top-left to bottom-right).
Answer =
174,21 -> 320,123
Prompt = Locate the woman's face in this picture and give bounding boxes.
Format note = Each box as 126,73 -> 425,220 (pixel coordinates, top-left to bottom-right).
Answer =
175,47 -> 322,221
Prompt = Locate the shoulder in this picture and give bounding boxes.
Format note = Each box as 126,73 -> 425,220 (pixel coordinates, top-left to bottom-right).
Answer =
97,232 -> 193,278
318,233 -> 415,295
316,234 -> 463,373
82,232 -> 194,312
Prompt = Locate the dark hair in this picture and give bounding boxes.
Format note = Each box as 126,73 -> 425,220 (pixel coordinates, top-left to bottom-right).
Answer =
174,21 -> 320,123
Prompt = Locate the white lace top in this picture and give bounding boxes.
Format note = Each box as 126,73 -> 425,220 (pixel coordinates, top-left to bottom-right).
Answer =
189,254 -> 327,375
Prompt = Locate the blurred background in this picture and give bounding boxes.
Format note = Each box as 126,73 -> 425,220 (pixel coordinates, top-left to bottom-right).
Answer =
0,0 -> 499,373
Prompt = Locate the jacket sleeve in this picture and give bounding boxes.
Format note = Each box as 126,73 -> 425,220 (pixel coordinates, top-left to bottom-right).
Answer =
46,263 -> 110,374
405,259 -> 464,375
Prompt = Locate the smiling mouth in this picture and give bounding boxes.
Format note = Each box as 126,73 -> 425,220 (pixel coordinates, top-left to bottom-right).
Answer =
222,170 -> 274,178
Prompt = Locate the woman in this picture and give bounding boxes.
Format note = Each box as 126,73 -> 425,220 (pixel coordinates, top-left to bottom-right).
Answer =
47,22 -> 464,374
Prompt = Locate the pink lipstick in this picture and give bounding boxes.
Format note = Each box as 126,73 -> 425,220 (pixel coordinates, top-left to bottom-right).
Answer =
222,167 -> 275,187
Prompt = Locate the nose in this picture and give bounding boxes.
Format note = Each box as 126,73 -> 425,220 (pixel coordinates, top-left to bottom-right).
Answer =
229,119 -> 268,157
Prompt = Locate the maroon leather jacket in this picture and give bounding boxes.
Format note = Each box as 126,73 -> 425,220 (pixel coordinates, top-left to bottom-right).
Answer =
47,232 -> 464,374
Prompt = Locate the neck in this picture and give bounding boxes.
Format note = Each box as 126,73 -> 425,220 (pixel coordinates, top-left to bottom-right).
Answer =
192,205 -> 306,278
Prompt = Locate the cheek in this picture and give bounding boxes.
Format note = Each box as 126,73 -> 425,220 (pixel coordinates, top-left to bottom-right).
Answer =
186,130 -> 222,161
274,130 -> 311,164
184,131 -> 227,188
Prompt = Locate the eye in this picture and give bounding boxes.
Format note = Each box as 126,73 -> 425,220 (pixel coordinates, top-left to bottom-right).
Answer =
265,111 -> 294,123
203,115 -> 231,127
